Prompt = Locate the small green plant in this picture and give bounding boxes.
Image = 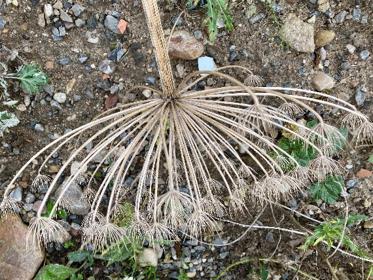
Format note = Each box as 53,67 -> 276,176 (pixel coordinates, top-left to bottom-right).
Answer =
309,175 -> 344,204
63,240 -> 76,249
300,214 -> 368,257
277,137 -> 317,168
15,64 -> 48,94
368,154 -> 373,164
178,269 -> 189,280
113,202 -> 135,228
43,200 -> 68,219
35,264 -> 79,280
0,110 -> 19,136
188,0 -> 233,42
0,62 -> 48,98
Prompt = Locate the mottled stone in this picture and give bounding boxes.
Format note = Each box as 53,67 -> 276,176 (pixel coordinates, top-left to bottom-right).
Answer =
169,30 -> 204,60
280,13 -> 315,53
311,72 -> 335,91
315,30 -> 335,48
0,215 -> 44,280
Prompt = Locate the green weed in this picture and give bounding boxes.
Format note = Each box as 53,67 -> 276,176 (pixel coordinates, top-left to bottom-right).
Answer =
300,214 -> 368,257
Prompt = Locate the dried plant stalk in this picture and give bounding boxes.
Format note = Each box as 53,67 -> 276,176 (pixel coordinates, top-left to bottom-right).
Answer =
1,0 -> 372,251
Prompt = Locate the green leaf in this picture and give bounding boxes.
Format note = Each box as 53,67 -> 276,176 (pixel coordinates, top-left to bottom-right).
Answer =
277,137 -> 317,168
16,63 -> 48,94
300,214 -> 369,257
0,111 -> 20,135
67,250 -> 92,263
35,264 -> 77,280
309,175 -> 344,204
368,154 -> 373,164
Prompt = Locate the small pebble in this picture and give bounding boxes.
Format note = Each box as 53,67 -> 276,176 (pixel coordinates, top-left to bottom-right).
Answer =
71,4 -> 84,17
0,16 -> 6,29
53,92 -> 67,103
346,44 -> 356,54
98,59 -> 116,74
58,57 -> 70,65
335,10 -> 347,23
78,54 -> 89,64
352,7 -> 362,21
359,50 -> 370,60
355,85 -> 366,106
249,13 -> 265,24
34,123 -> 44,132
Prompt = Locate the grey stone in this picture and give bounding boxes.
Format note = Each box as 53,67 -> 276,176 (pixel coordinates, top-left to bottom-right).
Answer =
98,59 -> 116,74
34,123 -> 44,132
249,13 -> 266,24
78,54 -> 89,64
335,11 -> 348,23
361,15 -> 368,24
280,13 -> 315,53
75,18 -> 85,28
104,15 -> 119,34
53,92 -> 67,103
108,47 -> 125,62
58,57 -> 70,65
9,187 -> 22,202
265,231 -> 275,243
0,16 -> 6,29
58,26 -> 66,37
44,3 -> 53,18
219,251 -> 229,259
355,85 -> 366,106
346,44 -> 356,54
352,7 -> 361,21
0,215 -> 44,280
25,193 -> 36,204
145,76 -> 156,85
193,30 -> 203,40
37,13 -> 45,27
346,179 -> 358,189
359,50 -> 370,60
55,180 -> 90,215
86,31 -> 99,44
71,4 -> 84,17
60,10 -> 73,23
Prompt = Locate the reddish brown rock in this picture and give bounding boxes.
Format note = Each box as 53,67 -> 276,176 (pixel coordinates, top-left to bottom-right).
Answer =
168,30 -> 204,60
0,215 -> 44,280
356,169 -> 372,179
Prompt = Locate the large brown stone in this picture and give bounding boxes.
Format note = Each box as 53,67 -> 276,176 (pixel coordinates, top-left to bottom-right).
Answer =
0,215 -> 44,280
168,30 -> 204,60
280,13 -> 315,53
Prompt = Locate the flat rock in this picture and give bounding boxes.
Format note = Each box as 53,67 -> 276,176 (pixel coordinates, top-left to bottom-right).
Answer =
169,30 -> 204,60
0,215 -> 44,280
311,72 -> 335,91
280,13 -> 315,53
315,30 -> 335,48
55,179 -> 90,215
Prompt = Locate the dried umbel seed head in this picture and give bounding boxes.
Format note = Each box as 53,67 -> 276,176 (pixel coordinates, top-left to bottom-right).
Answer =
2,0 -> 372,251
2,65 -> 372,251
